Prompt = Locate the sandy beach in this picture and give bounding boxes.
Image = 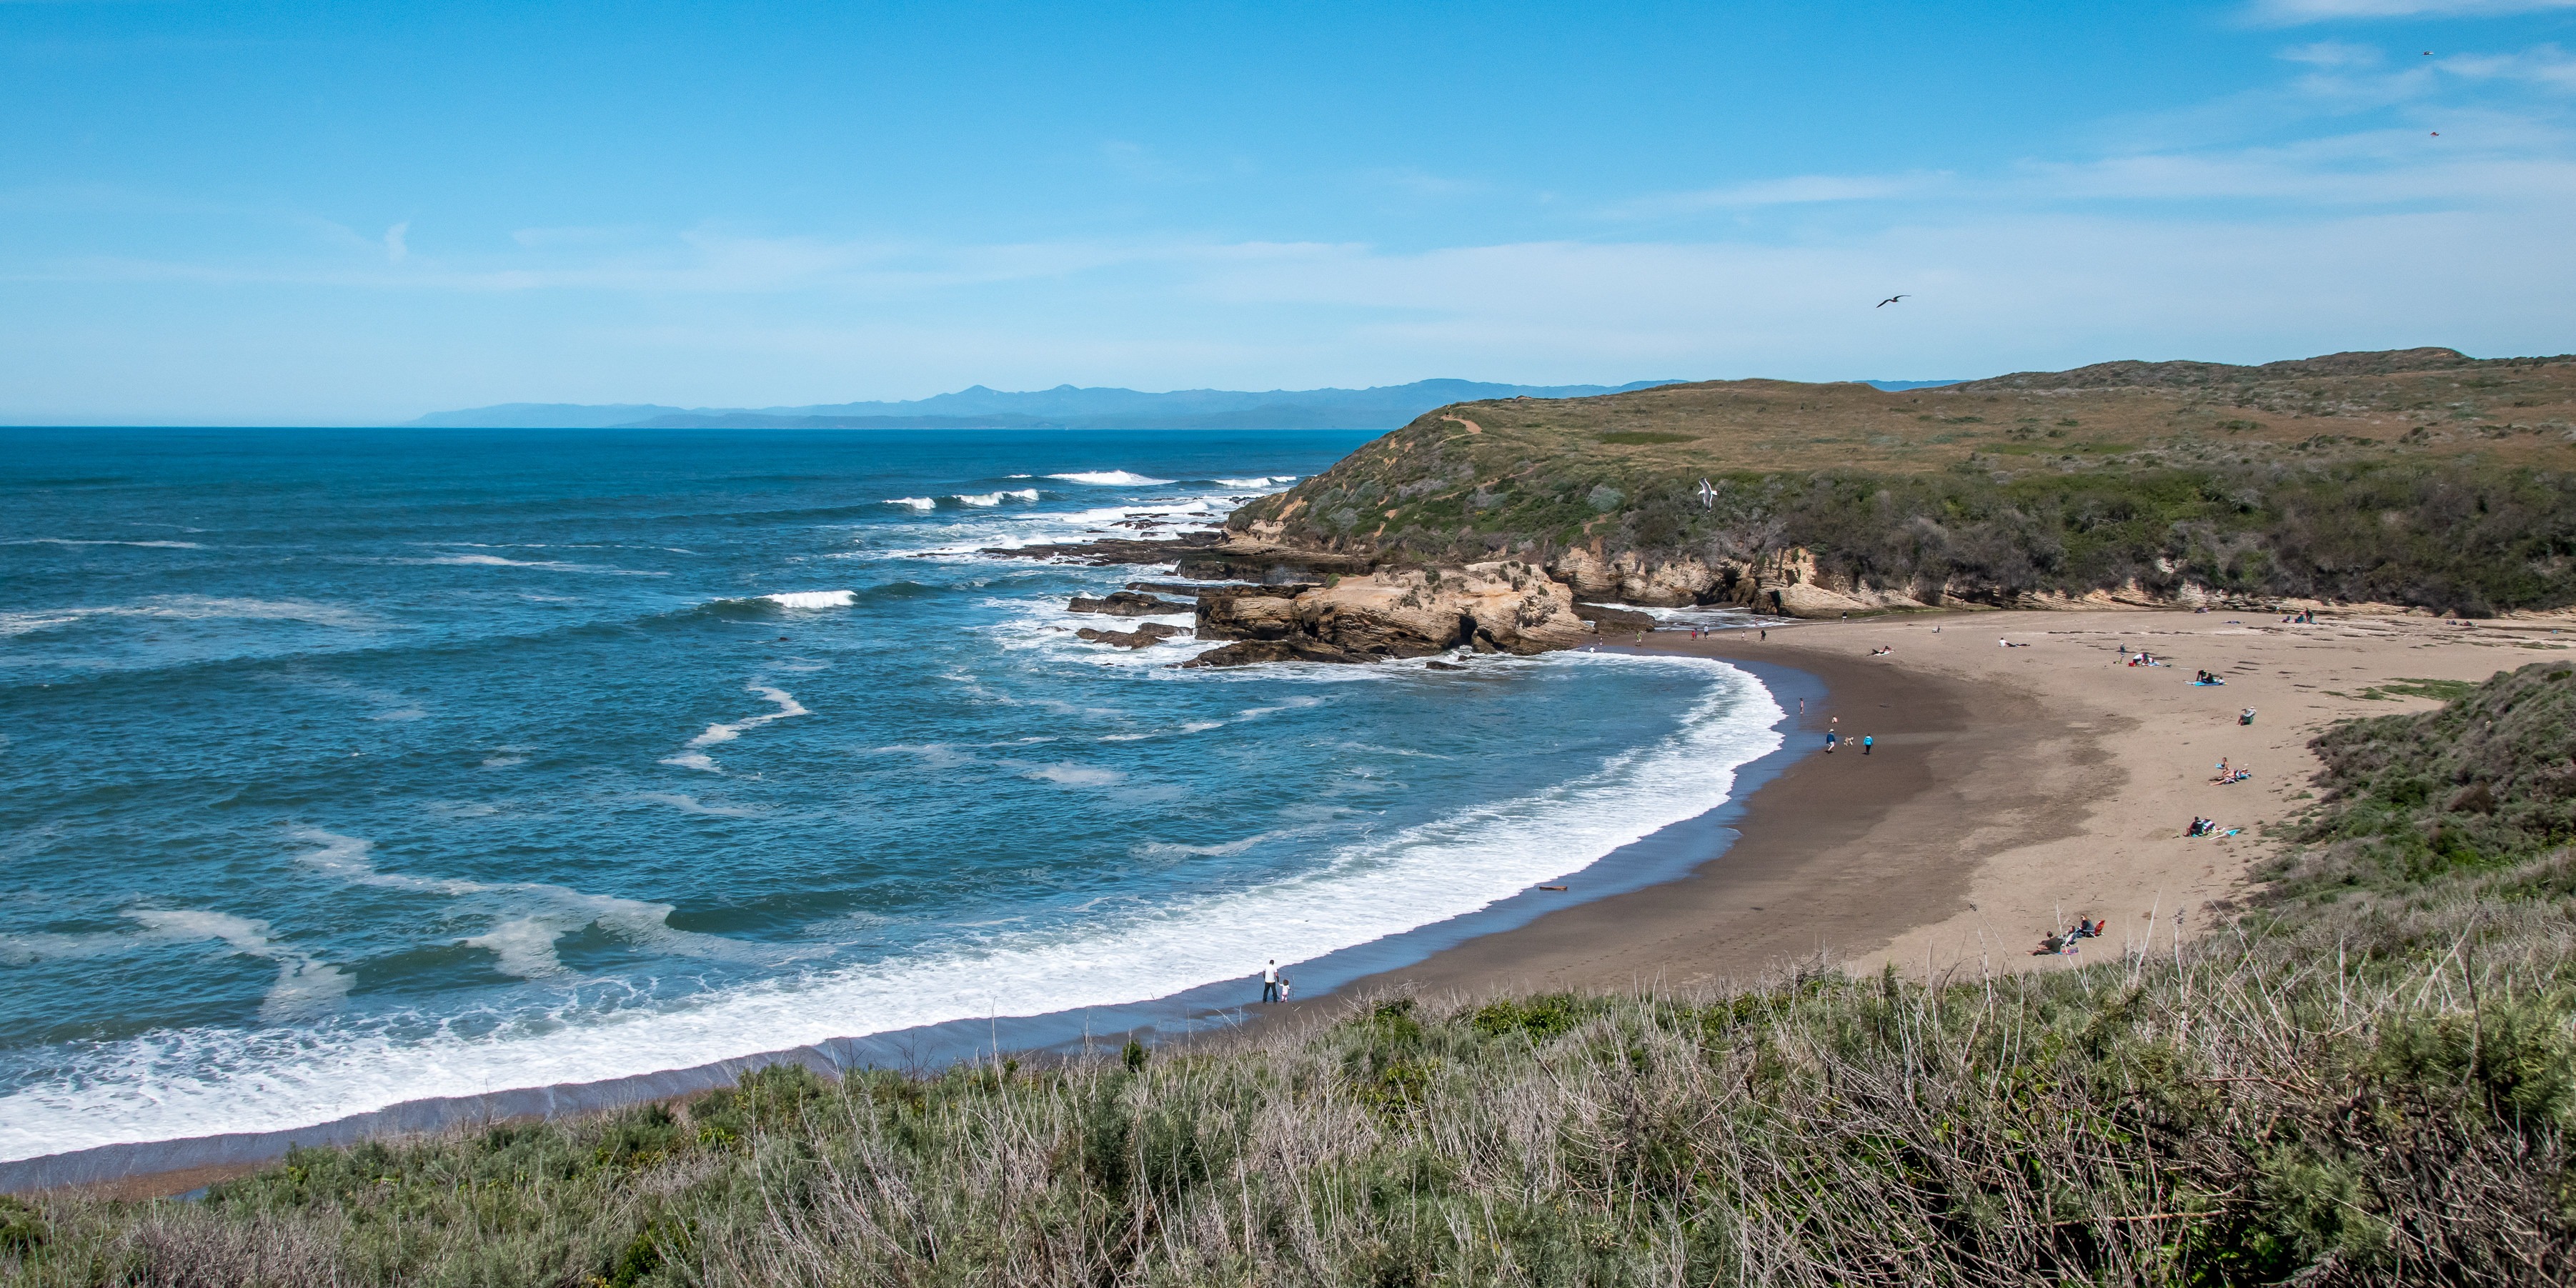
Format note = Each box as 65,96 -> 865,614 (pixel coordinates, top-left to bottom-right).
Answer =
1313,607 -> 2565,1001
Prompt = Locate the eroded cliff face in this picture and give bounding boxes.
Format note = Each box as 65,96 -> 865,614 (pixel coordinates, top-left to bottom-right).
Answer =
1544,544 -> 1936,617
1541,543 -> 2281,618
1185,559 -> 1591,667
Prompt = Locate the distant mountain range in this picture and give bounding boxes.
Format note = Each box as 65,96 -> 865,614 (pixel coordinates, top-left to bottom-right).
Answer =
402,380 -> 1705,431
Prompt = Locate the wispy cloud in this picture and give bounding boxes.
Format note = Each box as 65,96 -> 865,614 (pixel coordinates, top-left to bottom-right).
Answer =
2442,41 -> 2576,88
2250,0 -> 2576,24
2279,39 -> 2386,66
382,221 -> 408,263
1603,172 -> 1944,219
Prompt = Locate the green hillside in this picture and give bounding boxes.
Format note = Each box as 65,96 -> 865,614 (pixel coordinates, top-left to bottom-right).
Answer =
1229,349 -> 2576,614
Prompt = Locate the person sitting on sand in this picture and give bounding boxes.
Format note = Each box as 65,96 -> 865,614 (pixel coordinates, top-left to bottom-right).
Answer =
2211,757 -> 2230,782
2033,934 -> 2067,956
2239,707 -> 2257,726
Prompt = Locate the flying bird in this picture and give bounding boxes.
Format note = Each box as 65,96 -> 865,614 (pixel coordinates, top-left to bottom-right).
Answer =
1876,294 -> 1907,307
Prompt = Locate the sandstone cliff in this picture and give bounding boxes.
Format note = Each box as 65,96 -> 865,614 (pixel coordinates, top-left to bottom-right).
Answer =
1183,559 -> 1591,667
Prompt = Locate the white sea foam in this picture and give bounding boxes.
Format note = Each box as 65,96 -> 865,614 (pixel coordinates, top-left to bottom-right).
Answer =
1045,470 -> 1173,486
883,497 -> 936,509
285,829 -> 774,983
1213,476 -> 1295,488
634,792 -> 765,817
0,655 -> 1782,1164
399,554 -> 667,576
8,538 -> 209,549
1023,764 -> 1124,787
123,909 -> 353,1022
661,684 -> 810,773
462,919 -> 573,979
0,596 -> 378,638
760,590 -> 857,609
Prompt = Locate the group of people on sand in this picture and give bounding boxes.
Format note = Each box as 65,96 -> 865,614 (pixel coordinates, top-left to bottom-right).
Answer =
2281,610 -> 2317,624
1821,717 -> 1874,755
1257,959 -> 1293,1003
2185,817 -> 2239,839
2033,917 -> 2105,956
2210,758 -> 2252,785
2192,669 -> 2227,686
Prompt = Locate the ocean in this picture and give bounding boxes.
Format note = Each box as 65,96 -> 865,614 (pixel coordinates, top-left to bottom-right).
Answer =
0,426 -> 1781,1167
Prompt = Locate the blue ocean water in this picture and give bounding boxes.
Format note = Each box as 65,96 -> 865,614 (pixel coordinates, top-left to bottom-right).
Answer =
0,427 -> 1779,1162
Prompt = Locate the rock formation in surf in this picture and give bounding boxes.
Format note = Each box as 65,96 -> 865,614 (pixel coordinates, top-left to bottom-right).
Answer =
1183,560 -> 1590,668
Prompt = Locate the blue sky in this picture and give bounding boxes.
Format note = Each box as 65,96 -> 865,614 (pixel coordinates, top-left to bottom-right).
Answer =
4,0 -> 2573,424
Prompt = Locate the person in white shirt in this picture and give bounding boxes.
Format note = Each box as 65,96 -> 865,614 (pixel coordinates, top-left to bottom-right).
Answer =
1260,959 -> 1280,1004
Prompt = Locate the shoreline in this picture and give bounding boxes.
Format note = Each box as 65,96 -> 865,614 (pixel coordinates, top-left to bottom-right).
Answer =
4,649 -> 1799,1199
19,607 -> 2547,1199
1240,632 -> 2065,1014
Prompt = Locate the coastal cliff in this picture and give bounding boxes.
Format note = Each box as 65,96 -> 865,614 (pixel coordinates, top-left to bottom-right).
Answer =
1222,346 -> 2576,621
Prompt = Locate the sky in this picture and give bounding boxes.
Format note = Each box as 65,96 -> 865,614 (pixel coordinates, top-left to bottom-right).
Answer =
3,0 -> 2574,424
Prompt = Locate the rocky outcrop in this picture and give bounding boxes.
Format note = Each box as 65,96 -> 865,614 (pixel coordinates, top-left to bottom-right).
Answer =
1185,559 -> 1591,668
1077,623 -> 1185,649
980,531 -> 1224,566
1172,541 -> 1374,584
1068,591 -> 1192,616
1573,602 -> 1658,632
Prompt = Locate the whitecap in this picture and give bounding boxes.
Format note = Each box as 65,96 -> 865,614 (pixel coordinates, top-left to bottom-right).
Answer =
1045,470 -> 1173,486
1213,476 -> 1296,488
661,684 -> 810,773
882,497 -> 936,510
760,590 -> 857,609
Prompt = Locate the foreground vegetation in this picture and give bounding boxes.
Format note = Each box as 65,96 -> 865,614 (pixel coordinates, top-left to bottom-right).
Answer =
1233,349 -> 2576,615
9,667 -> 2576,1286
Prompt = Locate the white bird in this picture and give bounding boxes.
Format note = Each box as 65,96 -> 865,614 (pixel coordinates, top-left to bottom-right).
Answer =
1696,479 -> 1718,509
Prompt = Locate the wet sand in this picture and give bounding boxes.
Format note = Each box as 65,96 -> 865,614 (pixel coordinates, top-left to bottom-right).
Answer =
1288,607 -> 2555,1007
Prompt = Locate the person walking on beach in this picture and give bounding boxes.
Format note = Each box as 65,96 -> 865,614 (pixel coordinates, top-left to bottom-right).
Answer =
1861,734 -> 1873,755
1260,959 -> 1280,1004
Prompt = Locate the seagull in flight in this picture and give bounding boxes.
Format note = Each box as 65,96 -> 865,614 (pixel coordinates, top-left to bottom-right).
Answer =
1876,294 -> 1907,308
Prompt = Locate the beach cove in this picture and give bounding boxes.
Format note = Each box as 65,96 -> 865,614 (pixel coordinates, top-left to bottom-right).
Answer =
1293,607 -> 2559,1009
